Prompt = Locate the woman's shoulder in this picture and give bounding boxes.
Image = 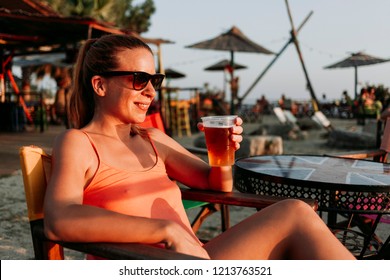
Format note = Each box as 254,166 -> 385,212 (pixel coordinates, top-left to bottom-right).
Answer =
52,129 -> 92,152
145,126 -> 190,155
142,126 -> 169,145
51,129 -> 99,178
55,128 -> 88,142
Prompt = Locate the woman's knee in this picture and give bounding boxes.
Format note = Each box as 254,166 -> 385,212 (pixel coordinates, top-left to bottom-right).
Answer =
274,199 -> 317,216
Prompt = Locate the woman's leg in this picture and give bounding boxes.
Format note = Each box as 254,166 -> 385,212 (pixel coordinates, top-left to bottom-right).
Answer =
203,199 -> 355,260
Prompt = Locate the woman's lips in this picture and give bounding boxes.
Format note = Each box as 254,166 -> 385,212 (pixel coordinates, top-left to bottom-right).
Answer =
134,102 -> 150,110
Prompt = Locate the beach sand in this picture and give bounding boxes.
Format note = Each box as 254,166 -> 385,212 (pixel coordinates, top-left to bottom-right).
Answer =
0,116 -> 388,259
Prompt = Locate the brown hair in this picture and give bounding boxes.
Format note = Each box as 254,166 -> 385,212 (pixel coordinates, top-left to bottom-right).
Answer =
69,34 -> 153,129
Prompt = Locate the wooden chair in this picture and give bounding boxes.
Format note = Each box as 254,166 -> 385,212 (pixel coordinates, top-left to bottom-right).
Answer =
19,145 -> 317,259
170,100 -> 192,137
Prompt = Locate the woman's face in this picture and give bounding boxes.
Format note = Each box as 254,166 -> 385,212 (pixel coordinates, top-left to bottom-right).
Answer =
97,48 -> 158,124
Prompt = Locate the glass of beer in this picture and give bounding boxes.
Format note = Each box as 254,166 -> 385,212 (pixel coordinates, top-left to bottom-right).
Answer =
201,115 -> 237,166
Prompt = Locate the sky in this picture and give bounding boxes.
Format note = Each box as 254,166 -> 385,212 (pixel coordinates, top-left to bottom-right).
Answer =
142,0 -> 390,104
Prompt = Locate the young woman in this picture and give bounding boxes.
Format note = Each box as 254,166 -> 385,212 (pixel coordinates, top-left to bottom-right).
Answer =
43,34 -> 355,260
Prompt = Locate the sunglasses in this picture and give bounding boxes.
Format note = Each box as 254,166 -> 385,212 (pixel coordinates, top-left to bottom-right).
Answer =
98,71 -> 165,91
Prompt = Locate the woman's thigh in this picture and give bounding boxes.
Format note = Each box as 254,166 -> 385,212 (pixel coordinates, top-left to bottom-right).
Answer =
203,199 -> 325,260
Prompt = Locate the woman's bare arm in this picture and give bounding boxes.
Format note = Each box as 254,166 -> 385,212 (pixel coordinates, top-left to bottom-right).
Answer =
153,117 -> 243,192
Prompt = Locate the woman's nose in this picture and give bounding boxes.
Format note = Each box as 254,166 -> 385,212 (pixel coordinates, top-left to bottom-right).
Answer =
143,82 -> 156,98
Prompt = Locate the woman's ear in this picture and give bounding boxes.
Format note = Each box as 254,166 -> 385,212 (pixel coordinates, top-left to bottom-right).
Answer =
91,75 -> 105,97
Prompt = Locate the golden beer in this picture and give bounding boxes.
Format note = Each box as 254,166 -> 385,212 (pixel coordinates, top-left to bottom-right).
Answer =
201,115 -> 237,166
204,127 -> 235,166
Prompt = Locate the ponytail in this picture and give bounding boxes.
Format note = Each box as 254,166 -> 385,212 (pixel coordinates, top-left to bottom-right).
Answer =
69,39 -> 97,128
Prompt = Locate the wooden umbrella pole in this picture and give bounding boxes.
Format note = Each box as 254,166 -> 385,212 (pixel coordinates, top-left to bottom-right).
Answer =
229,50 -> 236,115
285,0 -> 319,112
354,66 -> 358,99
239,11 -> 313,104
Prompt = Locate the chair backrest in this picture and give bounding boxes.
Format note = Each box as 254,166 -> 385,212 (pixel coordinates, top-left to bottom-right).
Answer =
139,112 -> 166,133
273,107 -> 287,124
380,117 -> 390,153
19,145 -> 64,259
311,111 -> 331,129
19,146 -> 51,222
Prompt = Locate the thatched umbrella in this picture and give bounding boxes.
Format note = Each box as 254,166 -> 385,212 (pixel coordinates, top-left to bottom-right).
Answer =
204,59 -> 247,71
324,52 -> 390,99
187,26 -> 273,113
204,59 -> 247,94
164,67 -> 186,79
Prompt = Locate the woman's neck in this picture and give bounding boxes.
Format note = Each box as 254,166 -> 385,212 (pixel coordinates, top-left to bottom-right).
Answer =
84,119 -> 133,140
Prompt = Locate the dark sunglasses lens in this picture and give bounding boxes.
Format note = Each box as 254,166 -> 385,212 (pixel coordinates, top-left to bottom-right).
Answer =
133,73 -> 150,90
133,73 -> 164,90
151,76 -> 164,90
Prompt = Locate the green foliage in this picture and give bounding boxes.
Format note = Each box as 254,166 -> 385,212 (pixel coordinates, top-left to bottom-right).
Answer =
43,0 -> 155,34
121,0 -> 156,34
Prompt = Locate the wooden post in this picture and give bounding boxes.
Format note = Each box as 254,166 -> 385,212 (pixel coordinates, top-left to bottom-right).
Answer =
240,11 -> 313,104
285,0 -> 320,112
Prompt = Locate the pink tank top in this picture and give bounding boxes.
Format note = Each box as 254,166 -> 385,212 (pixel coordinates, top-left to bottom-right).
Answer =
81,131 -> 201,246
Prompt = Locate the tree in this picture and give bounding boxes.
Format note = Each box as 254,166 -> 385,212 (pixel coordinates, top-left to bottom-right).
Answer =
44,0 -> 155,34
120,0 -> 155,34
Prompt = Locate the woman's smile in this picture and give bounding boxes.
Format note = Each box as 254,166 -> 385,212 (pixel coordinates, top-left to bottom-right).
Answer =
134,101 -> 151,111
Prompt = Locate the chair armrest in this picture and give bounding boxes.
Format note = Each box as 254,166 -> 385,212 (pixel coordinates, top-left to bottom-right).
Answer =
58,241 -> 203,260
32,222 -> 204,260
180,188 -> 318,211
324,149 -> 387,161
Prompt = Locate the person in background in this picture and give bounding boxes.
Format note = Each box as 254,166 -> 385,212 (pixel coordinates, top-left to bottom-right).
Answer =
321,93 -> 328,104
53,67 -> 72,128
278,93 -> 286,109
340,90 -> 354,118
341,90 -> 352,106
43,34 -> 355,260
251,95 -> 270,121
